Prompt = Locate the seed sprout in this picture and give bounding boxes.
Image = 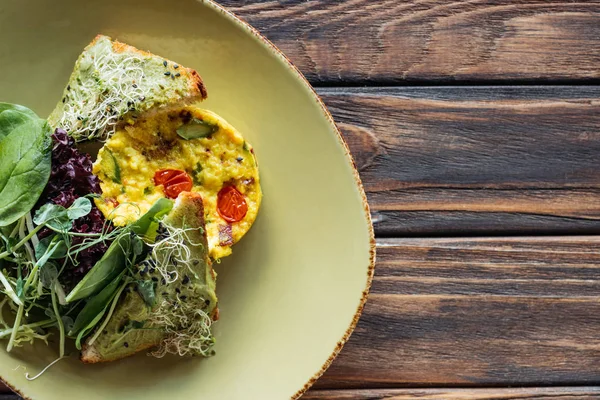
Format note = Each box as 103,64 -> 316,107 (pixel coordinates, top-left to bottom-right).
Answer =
56,39 -> 155,141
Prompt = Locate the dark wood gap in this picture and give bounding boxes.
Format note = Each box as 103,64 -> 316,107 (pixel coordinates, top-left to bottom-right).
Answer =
312,79 -> 600,88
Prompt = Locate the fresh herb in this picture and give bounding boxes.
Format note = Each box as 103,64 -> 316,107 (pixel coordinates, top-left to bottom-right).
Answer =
67,197 -> 92,221
192,163 -> 203,185
176,118 -> 219,140
34,203 -> 72,232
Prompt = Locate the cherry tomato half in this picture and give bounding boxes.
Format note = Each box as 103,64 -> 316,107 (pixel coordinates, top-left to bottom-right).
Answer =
154,169 -> 193,199
217,186 -> 248,223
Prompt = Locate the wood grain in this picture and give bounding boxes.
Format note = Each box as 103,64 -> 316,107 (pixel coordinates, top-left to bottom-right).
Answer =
221,0 -> 600,84
3,386 -> 600,399
303,387 -> 600,400
313,237 -> 600,389
316,86 -> 600,236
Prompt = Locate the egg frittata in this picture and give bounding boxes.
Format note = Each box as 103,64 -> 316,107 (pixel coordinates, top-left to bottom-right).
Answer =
92,106 -> 261,259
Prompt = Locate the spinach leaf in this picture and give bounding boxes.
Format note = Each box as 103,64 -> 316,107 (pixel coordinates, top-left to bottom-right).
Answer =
0,103 -> 37,119
65,198 -> 173,303
67,197 -> 92,220
69,271 -> 125,337
65,233 -> 131,303
0,115 -> 52,227
75,311 -> 105,350
0,103 -> 38,143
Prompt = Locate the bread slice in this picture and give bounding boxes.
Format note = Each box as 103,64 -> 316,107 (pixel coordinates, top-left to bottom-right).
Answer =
48,34 -> 207,142
81,192 -> 218,363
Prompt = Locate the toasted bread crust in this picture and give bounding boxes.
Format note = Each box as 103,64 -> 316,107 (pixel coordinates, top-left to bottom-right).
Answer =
49,34 -> 208,140
81,337 -> 159,364
92,35 -> 208,101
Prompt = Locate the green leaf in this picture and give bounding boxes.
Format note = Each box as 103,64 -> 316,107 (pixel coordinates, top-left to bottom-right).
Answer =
15,278 -> 24,300
65,198 -> 173,303
40,262 -> 59,289
0,103 -> 38,143
176,118 -> 219,140
130,197 -> 173,241
61,315 -> 74,333
75,311 -> 105,350
67,197 -> 92,220
0,117 -> 52,227
132,235 -> 144,257
0,103 -> 37,118
137,280 -> 156,307
33,203 -> 72,231
35,235 -> 68,262
65,233 -> 131,303
69,271 -> 125,337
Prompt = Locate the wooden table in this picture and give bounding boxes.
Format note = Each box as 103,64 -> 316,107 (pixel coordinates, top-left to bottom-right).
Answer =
3,1 -> 600,399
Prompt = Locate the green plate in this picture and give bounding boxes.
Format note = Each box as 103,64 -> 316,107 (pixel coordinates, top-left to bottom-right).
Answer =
0,0 -> 374,398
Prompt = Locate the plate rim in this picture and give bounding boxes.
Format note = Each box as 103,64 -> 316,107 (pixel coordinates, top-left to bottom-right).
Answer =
202,1 -> 376,398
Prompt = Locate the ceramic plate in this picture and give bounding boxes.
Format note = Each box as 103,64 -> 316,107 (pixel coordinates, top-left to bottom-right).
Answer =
0,0 -> 374,398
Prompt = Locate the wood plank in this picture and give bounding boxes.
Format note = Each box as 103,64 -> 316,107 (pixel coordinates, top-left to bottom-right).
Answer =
314,237 -> 600,388
2,385 -> 599,400
316,86 -> 600,236
303,387 -> 600,400
221,0 -> 600,84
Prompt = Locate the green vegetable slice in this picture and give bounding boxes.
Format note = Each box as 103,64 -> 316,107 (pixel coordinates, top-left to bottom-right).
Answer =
104,148 -> 122,184
176,118 -> 219,140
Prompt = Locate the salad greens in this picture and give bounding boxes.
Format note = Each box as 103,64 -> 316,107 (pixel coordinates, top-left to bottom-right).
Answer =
0,102 -> 180,374
65,199 -> 171,303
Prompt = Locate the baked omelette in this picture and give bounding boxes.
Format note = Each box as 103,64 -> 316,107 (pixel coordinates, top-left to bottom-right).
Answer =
93,105 -> 261,259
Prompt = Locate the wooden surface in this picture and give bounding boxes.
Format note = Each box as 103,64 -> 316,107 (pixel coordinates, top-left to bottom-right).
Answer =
318,86 -> 600,236
222,0 -> 600,84
316,237 -> 600,389
303,387 -> 600,400
3,0 -> 600,399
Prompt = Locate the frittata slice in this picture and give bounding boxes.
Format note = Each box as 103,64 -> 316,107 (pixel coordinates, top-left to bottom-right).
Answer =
81,192 -> 218,363
93,105 -> 262,260
48,35 -> 207,142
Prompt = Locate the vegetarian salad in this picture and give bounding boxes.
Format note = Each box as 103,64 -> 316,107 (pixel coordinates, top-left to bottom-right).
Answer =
0,35 -> 261,376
